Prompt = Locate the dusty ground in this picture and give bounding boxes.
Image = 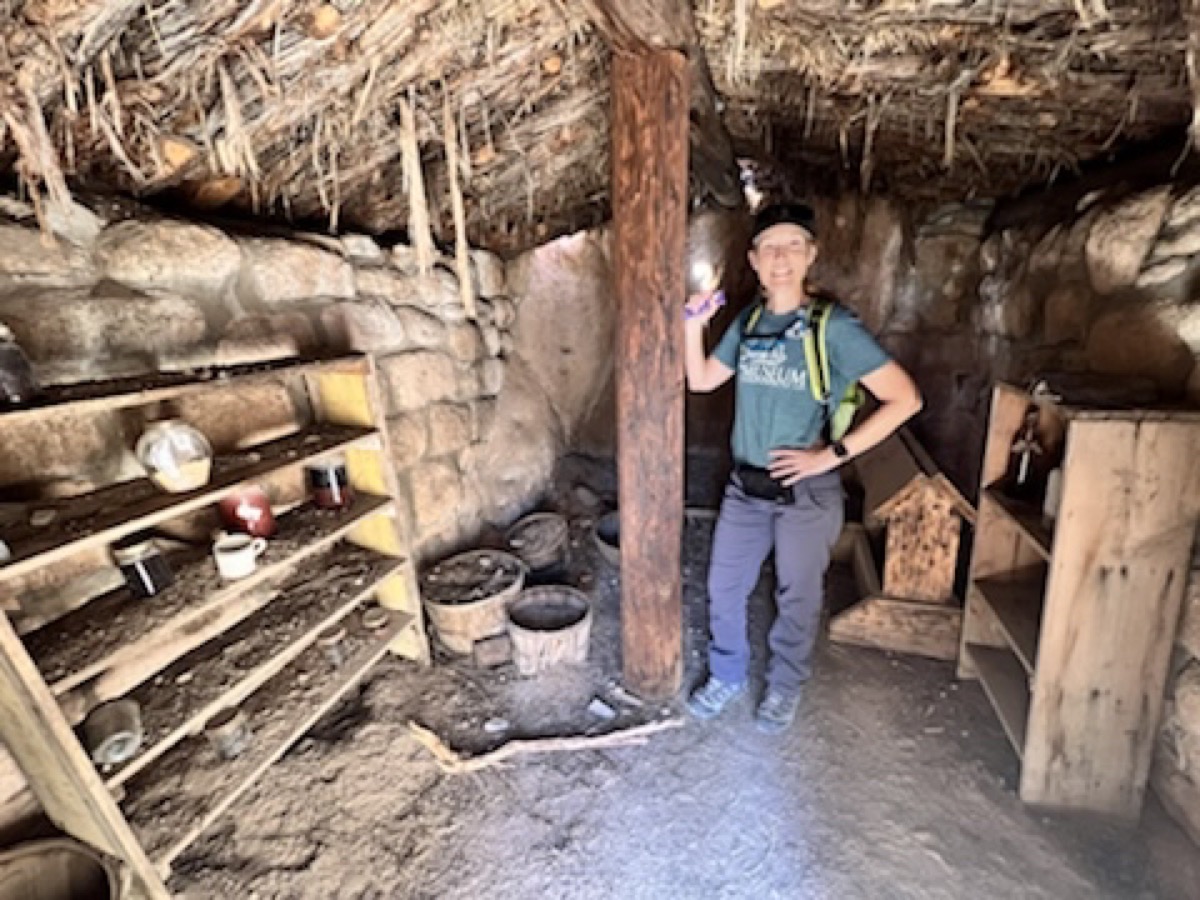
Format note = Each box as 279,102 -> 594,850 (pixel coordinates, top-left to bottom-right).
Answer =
171,460 -> 1200,900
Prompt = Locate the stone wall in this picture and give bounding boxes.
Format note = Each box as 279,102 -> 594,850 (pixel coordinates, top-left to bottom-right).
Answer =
0,199 -> 607,561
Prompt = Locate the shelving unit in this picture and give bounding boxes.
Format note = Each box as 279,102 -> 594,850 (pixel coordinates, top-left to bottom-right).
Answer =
0,355 -> 428,898
959,382 -> 1200,819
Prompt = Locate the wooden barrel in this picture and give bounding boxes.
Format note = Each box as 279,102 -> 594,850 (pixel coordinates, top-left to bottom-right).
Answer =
0,838 -> 119,900
592,511 -> 620,567
508,586 -> 592,676
421,550 -> 526,655
505,513 -> 569,578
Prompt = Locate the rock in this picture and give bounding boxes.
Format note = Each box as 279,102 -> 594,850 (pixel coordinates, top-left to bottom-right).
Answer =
1043,281 -> 1091,345
1084,187 -> 1170,295
341,234 -> 383,262
510,231 -> 613,441
354,266 -> 412,303
471,249 -> 506,298
459,360 -> 561,525
0,223 -> 95,291
491,296 -> 517,330
1176,663 -> 1200,747
319,301 -> 409,355
447,323 -> 484,362
405,459 -> 463,548
93,219 -> 241,298
1165,185 -> 1200,233
1179,575 -> 1200,660
480,321 -> 503,357
239,237 -> 354,304
977,279 -> 1035,340
426,403 -> 472,458
470,397 -> 498,442
587,697 -> 617,720
216,312 -> 317,366
378,350 -> 459,414
478,358 -> 506,397
899,229 -> 981,330
1085,305 -> 1196,390
1188,361 -> 1200,405
1027,224 -> 1066,284
1150,228 -> 1200,260
0,284 -> 207,382
387,410 -> 428,466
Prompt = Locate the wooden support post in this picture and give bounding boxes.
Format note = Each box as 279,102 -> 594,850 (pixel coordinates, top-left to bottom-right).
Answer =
612,49 -> 689,699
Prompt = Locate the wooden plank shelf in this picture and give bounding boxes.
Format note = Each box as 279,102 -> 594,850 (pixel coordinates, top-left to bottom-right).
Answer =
123,614 -> 406,873
968,642 -> 1031,757
0,355 -> 365,428
25,493 -> 394,725
982,488 -> 1052,562
973,575 -> 1044,673
0,424 -> 380,588
104,546 -> 406,790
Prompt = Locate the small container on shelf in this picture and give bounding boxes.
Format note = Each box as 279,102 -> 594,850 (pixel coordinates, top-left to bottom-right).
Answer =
82,699 -> 143,766
136,419 -> 213,493
317,624 -> 347,668
111,537 -> 173,599
306,458 -> 353,510
0,323 -> 39,408
218,485 -> 277,537
204,708 -> 251,761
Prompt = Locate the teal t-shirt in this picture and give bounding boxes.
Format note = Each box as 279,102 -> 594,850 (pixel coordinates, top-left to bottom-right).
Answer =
712,299 -> 891,467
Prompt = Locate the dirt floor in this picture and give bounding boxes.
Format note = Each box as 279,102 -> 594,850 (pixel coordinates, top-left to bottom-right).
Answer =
171,459 -> 1200,900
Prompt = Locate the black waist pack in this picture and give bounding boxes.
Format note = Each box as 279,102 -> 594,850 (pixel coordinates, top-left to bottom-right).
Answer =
735,465 -> 794,504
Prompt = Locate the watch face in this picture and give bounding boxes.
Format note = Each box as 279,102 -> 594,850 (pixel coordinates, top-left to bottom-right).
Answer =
833,441 -> 849,458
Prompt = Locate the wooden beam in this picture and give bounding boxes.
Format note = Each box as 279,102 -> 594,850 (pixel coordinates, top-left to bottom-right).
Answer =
587,0 -> 742,208
612,49 -> 689,699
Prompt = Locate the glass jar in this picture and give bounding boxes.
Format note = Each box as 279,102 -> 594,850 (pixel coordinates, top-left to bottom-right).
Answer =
136,419 -> 213,493
0,326 -> 38,408
306,458 -> 353,510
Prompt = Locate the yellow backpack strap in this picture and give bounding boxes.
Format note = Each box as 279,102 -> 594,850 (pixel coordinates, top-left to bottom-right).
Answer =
744,303 -> 763,335
803,297 -> 833,403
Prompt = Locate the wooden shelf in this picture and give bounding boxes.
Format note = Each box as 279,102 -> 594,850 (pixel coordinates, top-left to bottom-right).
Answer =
973,575 -> 1044,673
0,424 -> 380,588
105,546 -> 406,790
123,613 -> 406,873
983,488 -> 1052,561
26,493 -> 394,725
968,643 -> 1030,757
0,355 -> 365,428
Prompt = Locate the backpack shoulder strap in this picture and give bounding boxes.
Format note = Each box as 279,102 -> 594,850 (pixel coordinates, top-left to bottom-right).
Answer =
803,295 -> 835,404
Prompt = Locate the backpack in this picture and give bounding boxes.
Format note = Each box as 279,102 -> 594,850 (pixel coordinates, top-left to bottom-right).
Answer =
743,295 -> 865,442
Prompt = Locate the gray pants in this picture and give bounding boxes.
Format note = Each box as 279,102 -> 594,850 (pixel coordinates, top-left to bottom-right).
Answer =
706,470 -> 844,695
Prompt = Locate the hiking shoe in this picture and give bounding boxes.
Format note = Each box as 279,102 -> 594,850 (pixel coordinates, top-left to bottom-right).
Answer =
755,690 -> 801,735
685,677 -> 746,720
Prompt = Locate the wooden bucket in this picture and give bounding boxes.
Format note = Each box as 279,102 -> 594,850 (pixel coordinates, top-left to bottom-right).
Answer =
507,586 -> 592,676
0,838 -> 119,900
421,550 -> 526,655
505,513 -> 569,579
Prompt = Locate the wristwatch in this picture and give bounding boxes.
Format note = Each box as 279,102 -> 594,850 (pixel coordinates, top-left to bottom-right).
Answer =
831,440 -> 849,459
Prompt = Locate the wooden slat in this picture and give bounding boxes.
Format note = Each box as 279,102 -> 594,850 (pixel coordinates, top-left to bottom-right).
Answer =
973,575 -> 1044,673
829,596 -> 961,661
0,356 -> 366,429
125,615 -> 407,873
108,551 -> 405,789
0,616 -> 170,898
1022,419 -> 1200,818
612,48 -> 689,699
983,488 -> 1052,561
0,425 -> 379,588
33,495 -> 393,725
968,643 -> 1030,757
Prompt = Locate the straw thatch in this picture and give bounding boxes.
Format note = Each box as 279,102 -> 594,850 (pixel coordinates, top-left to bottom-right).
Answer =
1,1 -> 1196,253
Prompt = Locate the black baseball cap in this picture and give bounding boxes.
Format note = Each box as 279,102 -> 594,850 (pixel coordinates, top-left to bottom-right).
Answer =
751,203 -> 818,243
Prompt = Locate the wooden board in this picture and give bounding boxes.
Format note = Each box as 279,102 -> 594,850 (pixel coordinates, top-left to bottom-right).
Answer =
829,596 -> 961,661
124,615 -> 405,873
984,488 -> 1052,561
880,493 -> 960,604
107,550 -> 403,789
969,642 -> 1030,757
612,48 -> 688,699
0,615 -> 170,898
973,574 -> 1044,673
0,424 -> 379,587
29,495 -> 392,725
1023,419 -> 1200,818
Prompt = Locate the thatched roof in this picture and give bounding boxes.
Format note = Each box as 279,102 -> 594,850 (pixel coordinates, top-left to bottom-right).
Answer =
1,1 -> 1194,255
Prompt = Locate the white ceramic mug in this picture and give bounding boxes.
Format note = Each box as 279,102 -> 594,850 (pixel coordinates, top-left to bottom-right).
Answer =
212,533 -> 267,581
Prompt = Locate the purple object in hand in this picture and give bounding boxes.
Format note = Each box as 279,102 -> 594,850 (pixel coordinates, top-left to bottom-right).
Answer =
684,290 -> 726,320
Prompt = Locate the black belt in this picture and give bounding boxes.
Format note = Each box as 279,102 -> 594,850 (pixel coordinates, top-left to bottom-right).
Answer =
734,464 -> 794,504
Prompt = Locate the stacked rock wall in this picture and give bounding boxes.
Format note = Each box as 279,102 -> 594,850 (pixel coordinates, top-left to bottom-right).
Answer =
0,199 -> 609,561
